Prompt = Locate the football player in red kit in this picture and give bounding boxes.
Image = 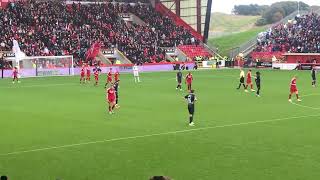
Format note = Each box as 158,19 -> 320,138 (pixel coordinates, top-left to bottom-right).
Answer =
185,72 -> 193,92
114,70 -> 120,82
80,65 -> 86,84
107,85 -> 116,114
12,67 -> 20,84
245,69 -> 255,92
86,64 -> 91,82
105,68 -> 113,88
289,76 -> 301,102
94,69 -> 99,86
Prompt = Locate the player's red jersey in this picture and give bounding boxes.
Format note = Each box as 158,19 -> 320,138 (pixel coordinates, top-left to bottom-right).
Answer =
94,70 -> 99,80
107,71 -> 112,82
80,68 -> 85,77
290,78 -> 298,93
107,88 -> 116,102
114,72 -> 120,81
246,71 -> 252,84
13,69 -> 18,77
86,68 -> 91,77
186,74 -> 193,84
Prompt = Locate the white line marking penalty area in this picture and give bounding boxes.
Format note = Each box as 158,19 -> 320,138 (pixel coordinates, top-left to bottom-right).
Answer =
0,114 -> 319,156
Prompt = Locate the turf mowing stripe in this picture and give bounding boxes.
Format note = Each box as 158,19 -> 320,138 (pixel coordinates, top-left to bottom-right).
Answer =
0,114 -> 319,156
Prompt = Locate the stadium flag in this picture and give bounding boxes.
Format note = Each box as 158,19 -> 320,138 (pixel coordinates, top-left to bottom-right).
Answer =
12,39 -> 26,67
85,42 -> 101,61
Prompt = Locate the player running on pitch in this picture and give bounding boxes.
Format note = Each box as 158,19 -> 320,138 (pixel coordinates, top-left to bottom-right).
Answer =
245,69 -> 255,92
133,64 -> 141,83
105,68 -> 113,88
80,65 -> 86,84
107,84 -> 116,114
236,68 -> 245,90
12,67 -> 20,84
289,75 -> 302,102
255,71 -> 261,97
311,66 -> 316,87
184,90 -> 197,126
176,69 -> 183,91
185,72 -> 193,92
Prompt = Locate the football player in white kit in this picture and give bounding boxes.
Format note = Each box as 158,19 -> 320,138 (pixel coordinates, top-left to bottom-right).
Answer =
133,64 -> 141,83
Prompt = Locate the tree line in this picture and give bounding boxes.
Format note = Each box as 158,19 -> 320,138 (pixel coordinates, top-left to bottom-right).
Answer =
232,1 -> 309,26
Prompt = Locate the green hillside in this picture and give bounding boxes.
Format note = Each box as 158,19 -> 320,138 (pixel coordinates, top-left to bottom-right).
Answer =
210,12 -> 261,35
208,27 -> 265,57
209,13 -> 267,57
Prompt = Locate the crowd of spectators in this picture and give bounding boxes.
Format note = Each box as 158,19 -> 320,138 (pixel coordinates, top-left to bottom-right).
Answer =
0,0 -> 196,64
254,13 -> 320,54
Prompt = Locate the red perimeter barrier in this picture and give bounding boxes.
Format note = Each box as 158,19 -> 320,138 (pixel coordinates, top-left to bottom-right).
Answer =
283,53 -> 320,63
250,52 -> 284,61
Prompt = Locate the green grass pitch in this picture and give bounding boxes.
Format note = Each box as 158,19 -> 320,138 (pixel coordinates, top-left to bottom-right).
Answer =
1,69 -> 320,180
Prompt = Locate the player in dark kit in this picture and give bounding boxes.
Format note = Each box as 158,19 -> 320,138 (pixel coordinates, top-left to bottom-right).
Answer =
176,69 -> 183,91
311,66 -> 316,87
255,71 -> 261,97
113,80 -> 120,108
237,69 -> 245,90
184,90 -> 197,126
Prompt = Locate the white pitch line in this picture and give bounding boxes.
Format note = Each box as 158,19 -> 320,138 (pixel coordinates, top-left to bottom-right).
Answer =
290,93 -> 320,110
0,83 -> 77,89
291,102 -> 320,110
301,93 -> 320,98
1,114 -> 319,157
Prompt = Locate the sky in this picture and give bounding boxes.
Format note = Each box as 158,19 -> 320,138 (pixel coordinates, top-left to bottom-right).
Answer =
212,0 -> 320,14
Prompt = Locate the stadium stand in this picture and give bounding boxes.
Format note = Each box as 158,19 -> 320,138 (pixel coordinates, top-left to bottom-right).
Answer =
178,45 -> 212,60
253,13 -> 320,54
0,0 -> 208,64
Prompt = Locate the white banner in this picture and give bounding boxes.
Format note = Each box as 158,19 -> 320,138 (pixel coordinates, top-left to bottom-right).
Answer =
272,63 -> 298,70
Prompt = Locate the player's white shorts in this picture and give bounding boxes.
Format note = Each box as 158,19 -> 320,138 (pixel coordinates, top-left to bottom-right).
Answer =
133,71 -> 139,77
